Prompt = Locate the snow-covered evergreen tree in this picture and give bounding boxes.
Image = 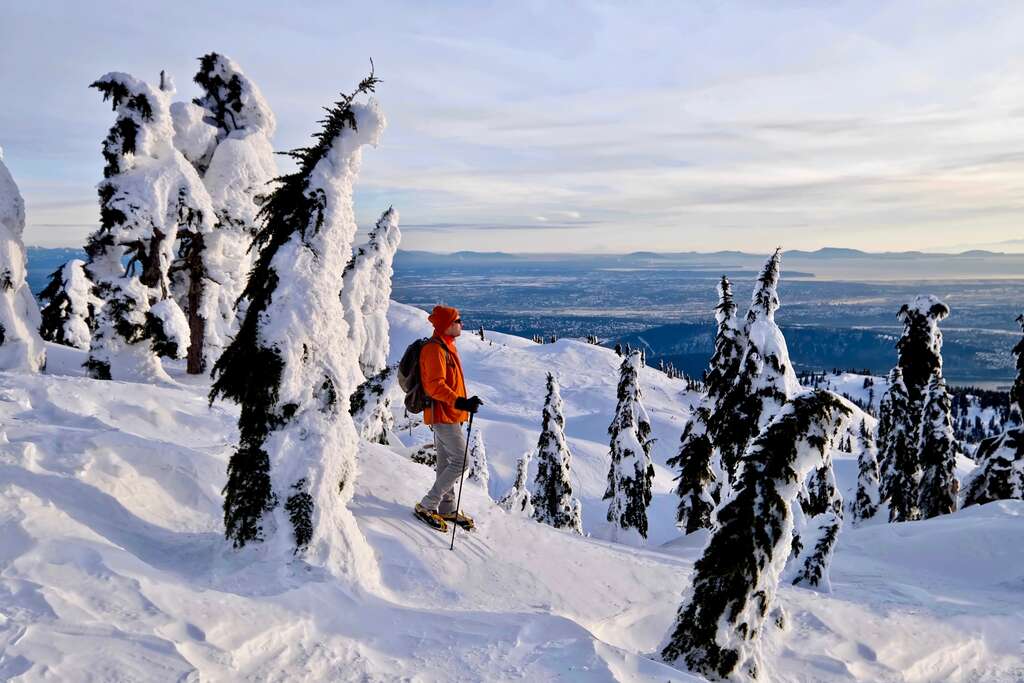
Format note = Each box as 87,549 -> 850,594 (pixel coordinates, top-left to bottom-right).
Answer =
850,418 -> 881,524
705,275 -> 745,402
498,451 -> 534,516
668,275 -> 744,533
209,72 -> 385,575
531,373 -> 583,534
349,365 -> 396,445
466,427 -> 490,495
896,295 -> 950,406
965,317 -> 1024,506
340,206 -> 401,379
964,429 -> 1024,505
660,390 -> 850,681
171,53 -> 278,374
917,372 -> 960,519
604,350 -> 655,544
0,150 -> 45,371
668,407 -> 716,534
84,73 -> 209,382
39,260 -> 99,349
878,368 -> 920,522
788,461 -> 843,592
1010,314 -> 1024,426
709,250 -> 800,487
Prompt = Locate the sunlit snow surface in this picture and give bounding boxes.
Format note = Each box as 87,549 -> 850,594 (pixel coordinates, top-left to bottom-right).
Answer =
0,302 -> 1021,681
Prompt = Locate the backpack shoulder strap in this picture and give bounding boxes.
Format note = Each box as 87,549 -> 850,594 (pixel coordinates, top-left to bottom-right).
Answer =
424,336 -> 454,362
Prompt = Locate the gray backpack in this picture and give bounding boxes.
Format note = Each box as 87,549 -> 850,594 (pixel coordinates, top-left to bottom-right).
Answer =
397,337 -> 451,414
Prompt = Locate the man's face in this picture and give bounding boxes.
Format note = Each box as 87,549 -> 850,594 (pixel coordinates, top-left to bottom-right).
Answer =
445,317 -> 463,337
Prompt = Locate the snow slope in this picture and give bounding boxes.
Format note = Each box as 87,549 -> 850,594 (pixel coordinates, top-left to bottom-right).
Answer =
0,302 -> 1022,681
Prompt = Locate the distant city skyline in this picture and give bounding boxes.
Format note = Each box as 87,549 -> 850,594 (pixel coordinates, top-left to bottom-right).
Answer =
3,1 -> 1024,253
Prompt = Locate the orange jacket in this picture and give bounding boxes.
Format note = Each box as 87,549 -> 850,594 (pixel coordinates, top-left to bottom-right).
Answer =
420,335 -> 468,425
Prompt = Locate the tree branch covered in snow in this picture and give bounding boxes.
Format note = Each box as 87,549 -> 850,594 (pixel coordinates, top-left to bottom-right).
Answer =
788,460 -> 843,591
349,365 -> 396,445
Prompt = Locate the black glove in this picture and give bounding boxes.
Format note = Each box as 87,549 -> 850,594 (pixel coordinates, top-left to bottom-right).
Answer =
454,395 -> 484,414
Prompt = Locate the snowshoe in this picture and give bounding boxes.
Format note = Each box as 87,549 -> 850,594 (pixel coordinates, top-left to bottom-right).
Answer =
439,510 -> 475,530
413,503 -> 448,532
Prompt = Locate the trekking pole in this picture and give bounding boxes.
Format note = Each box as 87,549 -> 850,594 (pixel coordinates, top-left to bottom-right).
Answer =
450,411 -> 475,551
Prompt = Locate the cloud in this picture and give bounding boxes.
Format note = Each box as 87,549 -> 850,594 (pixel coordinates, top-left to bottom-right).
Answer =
402,221 -> 597,232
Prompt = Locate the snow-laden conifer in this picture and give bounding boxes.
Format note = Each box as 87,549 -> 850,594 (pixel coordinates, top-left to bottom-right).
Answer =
0,151 -> 45,371
209,72 -> 385,576
850,418 -> 881,524
604,350 -> 655,543
531,373 -> 583,534
498,451 -> 534,516
349,365 -> 396,445
710,250 -> 801,487
896,295 -> 950,405
788,461 -> 843,592
668,275 -> 743,533
877,368 -> 920,521
84,73 -> 210,382
964,429 -> 1024,505
965,317 -> 1024,506
39,260 -> 99,349
705,275 -> 745,402
917,372 -> 960,519
1010,314 -> 1024,426
660,390 -> 850,681
340,206 -> 401,378
171,53 -> 278,374
668,407 -> 716,534
466,427 -> 490,495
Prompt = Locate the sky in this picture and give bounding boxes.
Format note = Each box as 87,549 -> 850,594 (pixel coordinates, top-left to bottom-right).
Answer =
2,0 -> 1024,253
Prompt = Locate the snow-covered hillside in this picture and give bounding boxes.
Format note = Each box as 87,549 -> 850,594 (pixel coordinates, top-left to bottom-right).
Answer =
1,302 -> 1022,681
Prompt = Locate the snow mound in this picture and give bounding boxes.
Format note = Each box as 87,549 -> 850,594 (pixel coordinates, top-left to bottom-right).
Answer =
0,301 -> 1021,681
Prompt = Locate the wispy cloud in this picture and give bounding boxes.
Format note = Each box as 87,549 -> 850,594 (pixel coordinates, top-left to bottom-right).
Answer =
402,221 -> 597,232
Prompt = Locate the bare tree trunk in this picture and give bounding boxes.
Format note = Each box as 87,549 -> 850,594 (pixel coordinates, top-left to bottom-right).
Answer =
186,233 -> 206,375
138,229 -> 166,295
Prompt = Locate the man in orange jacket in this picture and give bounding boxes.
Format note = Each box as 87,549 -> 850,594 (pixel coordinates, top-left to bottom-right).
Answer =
414,305 -> 484,531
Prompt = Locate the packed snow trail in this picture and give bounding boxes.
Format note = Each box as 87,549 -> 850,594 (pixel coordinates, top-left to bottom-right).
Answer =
0,302 -> 1022,680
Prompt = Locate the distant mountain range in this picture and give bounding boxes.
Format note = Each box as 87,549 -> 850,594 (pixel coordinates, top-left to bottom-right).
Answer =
27,244 -> 1024,297
394,247 -> 1024,280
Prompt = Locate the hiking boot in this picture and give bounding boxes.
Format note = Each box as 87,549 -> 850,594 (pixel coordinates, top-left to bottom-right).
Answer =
439,510 -> 475,530
414,503 -> 448,532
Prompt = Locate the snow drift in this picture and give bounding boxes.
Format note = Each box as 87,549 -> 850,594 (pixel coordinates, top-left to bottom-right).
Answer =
0,303 -> 1022,681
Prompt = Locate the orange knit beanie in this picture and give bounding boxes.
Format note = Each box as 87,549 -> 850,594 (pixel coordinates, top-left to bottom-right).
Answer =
428,305 -> 460,334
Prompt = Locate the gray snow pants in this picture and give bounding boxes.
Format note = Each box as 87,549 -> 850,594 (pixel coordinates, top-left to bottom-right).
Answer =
420,422 -> 468,514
